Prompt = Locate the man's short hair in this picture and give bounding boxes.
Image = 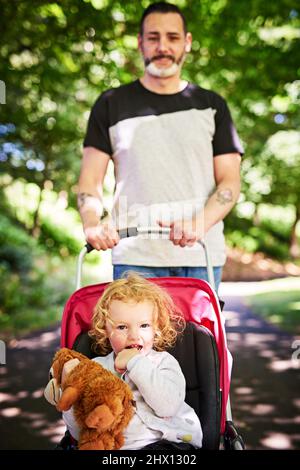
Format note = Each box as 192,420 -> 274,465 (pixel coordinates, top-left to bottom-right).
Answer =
139,2 -> 187,35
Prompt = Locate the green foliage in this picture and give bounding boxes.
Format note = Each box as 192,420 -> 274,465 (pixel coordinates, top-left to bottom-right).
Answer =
1,0 -> 299,200
1,176 -> 84,256
245,286 -> 300,335
0,264 -> 49,315
0,259 -> 66,334
0,214 -> 72,335
0,214 -> 36,273
38,218 -> 81,256
1,1 -> 300,339
225,208 -> 294,260
248,227 -> 289,260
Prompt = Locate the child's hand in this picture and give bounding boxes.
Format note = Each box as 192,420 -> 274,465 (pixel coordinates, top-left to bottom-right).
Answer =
114,348 -> 140,374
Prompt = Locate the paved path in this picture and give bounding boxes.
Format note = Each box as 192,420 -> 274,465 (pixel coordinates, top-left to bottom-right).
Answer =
0,326 -> 62,449
220,292 -> 300,450
0,285 -> 299,450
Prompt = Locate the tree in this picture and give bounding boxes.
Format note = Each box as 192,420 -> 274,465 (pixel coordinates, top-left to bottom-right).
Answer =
1,0 -> 299,253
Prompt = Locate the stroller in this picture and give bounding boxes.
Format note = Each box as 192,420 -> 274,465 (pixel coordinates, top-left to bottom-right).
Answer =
59,226 -> 245,450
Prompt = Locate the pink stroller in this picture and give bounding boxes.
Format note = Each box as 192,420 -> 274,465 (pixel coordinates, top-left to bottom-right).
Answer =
60,227 -> 244,450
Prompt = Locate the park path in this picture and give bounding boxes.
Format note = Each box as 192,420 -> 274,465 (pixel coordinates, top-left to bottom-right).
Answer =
0,283 -> 299,450
219,285 -> 300,450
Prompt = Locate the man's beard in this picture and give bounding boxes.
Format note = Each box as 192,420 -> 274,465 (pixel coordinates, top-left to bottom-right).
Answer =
144,52 -> 185,78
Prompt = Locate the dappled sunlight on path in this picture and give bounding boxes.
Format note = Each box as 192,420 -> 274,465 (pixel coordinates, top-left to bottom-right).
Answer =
0,326 -> 63,449
0,282 -> 299,449
222,291 -> 300,450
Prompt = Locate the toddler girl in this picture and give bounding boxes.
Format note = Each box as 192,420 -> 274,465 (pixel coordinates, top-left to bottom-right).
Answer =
63,272 -> 202,450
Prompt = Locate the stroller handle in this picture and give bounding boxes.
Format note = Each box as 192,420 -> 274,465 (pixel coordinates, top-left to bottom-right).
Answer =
85,226 -> 170,253
77,226 -> 216,291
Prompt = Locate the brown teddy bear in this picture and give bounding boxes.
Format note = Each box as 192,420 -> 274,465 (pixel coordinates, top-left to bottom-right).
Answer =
44,348 -> 134,450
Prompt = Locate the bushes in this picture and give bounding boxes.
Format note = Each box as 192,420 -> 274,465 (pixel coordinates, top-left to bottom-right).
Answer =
0,214 -> 70,335
0,214 -> 36,273
39,218 -> 81,256
225,207 -> 296,261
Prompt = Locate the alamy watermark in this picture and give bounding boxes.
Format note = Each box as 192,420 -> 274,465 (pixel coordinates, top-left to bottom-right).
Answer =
0,340 -> 6,365
110,196 -> 206,241
291,339 -> 300,368
0,80 -> 6,104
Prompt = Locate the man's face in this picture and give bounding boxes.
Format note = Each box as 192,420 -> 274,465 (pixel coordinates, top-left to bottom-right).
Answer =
138,12 -> 192,78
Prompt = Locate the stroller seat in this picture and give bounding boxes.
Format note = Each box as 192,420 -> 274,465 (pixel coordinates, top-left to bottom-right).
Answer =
60,276 -> 237,450
72,321 -> 221,450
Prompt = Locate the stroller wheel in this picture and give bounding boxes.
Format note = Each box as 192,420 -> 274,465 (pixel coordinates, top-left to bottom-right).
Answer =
55,430 -> 78,451
223,421 -> 245,450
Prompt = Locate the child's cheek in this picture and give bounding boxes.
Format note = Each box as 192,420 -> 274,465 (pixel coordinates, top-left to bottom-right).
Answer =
109,330 -> 126,353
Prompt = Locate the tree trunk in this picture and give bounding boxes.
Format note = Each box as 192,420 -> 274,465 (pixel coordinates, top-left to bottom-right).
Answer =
253,204 -> 260,226
289,205 -> 300,259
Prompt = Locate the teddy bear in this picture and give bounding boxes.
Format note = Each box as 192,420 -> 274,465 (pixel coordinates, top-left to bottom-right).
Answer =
44,348 -> 134,450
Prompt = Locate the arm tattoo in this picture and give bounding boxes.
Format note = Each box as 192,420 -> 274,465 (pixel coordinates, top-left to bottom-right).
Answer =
216,188 -> 233,205
77,192 -> 103,215
77,192 -> 95,209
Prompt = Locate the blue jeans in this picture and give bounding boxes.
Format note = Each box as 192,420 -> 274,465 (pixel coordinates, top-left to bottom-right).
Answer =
113,265 -> 222,292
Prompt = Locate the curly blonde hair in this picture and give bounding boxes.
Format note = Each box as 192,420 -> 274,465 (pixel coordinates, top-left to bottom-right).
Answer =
89,272 -> 185,355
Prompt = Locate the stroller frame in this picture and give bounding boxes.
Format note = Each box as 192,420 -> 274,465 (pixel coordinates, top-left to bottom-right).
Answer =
61,226 -> 244,450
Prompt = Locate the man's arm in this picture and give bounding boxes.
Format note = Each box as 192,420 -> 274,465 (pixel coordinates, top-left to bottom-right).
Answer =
203,152 -> 241,234
159,153 -> 241,247
77,147 -> 119,250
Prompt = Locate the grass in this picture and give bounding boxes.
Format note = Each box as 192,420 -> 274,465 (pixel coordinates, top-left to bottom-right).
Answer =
245,278 -> 300,335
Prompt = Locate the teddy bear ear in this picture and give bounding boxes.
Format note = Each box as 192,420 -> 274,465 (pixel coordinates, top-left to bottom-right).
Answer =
48,366 -> 54,381
44,377 -> 62,406
52,359 -> 61,382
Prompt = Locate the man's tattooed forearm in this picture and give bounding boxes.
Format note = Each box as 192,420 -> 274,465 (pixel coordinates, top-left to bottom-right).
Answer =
216,188 -> 233,205
77,192 -> 95,208
77,193 -> 103,216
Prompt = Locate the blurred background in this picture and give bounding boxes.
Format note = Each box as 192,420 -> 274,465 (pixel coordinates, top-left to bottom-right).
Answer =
0,0 -> 300,450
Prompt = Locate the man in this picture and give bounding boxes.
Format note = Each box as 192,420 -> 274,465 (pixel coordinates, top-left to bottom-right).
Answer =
78,2 -> 243,290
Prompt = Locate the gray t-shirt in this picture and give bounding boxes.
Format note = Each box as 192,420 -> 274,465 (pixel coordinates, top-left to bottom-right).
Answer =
83,80 -> 243,267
